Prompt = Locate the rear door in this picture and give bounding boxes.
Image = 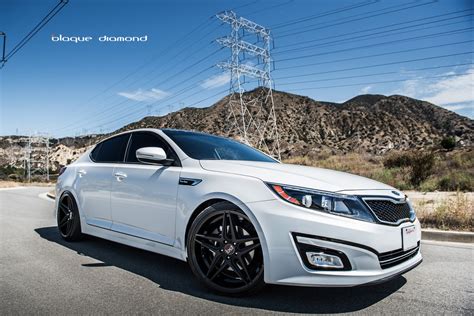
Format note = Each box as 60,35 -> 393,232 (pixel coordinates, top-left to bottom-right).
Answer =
110,131 -> 181,245
75,133 -> 130,229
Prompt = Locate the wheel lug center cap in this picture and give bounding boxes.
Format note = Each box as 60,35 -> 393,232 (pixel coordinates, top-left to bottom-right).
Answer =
223,243 -> 236,255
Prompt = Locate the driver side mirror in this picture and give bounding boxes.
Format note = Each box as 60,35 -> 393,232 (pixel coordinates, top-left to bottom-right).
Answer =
136,147 -> 172,165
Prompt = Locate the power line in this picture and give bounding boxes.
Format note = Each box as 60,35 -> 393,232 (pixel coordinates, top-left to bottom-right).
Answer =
270,0 -> 379,29
275,27 -> 473,65
60,65 -> 218,133
285,73 -> 469,91
52,49 -> 221,131
275,8 -> 472,50
275,51 -> 473,79
52,41 -> 224,133
1,0 -> 68,67
87,88 -> 229,134
277,63 -> 473,86
55,18 -> 219,120
274,11 -> 472,54
275,0 -> 437,38
272,40 -> 472,74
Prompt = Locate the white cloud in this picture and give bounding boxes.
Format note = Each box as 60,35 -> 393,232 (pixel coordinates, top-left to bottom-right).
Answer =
200,72 -> 230,89
423,68 -> 474,105
443,103 -> 474,112
118,88 -> 169,102
390,66 -> 474,112
359,85 -> 372,94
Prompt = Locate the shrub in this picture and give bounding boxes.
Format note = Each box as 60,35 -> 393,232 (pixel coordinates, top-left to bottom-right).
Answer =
440,137 -> 456,150
437,172 -> 473,191
383,151 -> 436,187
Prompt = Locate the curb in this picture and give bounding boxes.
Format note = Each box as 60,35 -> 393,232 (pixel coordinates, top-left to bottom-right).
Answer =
46,191 -> 56,200
422,229 -> 473,244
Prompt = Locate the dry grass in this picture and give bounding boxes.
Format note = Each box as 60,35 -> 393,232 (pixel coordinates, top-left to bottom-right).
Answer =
0,180 -> 54,188
415,192 -> 473,232
284,150 -> 473,192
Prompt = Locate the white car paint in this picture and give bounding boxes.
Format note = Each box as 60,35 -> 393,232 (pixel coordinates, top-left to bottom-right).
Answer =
56,128 -> 422,287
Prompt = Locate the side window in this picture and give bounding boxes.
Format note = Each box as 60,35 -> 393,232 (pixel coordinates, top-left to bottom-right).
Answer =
90,143 -> 102,161
126,132 -> 177,164
93,134 -> 130,163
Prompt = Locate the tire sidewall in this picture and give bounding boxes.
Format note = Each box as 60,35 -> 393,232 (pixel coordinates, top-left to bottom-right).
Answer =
186,202 -> 264,296
57,191 -> 82,241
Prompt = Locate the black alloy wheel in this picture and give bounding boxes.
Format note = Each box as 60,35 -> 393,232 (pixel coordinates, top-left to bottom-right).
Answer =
187,202 -> 264,295
57,192 -> 83,241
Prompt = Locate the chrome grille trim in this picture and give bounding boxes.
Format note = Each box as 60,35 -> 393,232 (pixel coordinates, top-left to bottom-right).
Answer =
362,197 -> 411,225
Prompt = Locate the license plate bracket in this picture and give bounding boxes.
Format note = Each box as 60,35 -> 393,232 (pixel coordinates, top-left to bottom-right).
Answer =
402,225 -> 417,251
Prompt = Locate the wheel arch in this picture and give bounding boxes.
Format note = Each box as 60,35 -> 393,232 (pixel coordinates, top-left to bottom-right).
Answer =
182,195 -> 270,270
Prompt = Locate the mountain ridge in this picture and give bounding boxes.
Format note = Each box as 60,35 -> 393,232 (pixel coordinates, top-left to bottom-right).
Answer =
0,89 -> 472,172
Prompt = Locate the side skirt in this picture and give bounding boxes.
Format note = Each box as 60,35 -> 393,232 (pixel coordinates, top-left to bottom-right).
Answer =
82,222 -> 187,262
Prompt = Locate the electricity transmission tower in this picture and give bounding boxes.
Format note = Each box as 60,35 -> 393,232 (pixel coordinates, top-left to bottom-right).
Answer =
24,135 -> 50,182
216,10 -> 281,159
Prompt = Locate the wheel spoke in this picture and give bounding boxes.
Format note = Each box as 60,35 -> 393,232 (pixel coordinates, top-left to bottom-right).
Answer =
195,238 -> 220,252
229,259 -> 249,284
59,216 -> 68,227
66,218 -> 72,233
59,203 -> 69,214
240,242 -> 260,255
205,254 -> 222,278
236,236 -> 259,244
236,256 -> 252,282
221,212 -> 227,239
195,234 -> 221,242
208,261 -> 229,281
228,212 -> 237,241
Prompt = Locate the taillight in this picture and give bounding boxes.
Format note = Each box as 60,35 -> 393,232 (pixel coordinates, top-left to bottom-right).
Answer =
59,166 -> 67,176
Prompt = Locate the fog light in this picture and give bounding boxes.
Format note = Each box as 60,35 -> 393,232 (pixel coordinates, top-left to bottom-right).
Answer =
306,252 -> 344,268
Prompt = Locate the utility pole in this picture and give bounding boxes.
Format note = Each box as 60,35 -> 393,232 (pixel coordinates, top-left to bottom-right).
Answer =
24,134 -> 50,182
0,32 -> 5,67
216,10 -> 281,159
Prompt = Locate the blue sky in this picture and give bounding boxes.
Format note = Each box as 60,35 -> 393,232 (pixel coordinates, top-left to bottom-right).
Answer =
0,0 -> 472,137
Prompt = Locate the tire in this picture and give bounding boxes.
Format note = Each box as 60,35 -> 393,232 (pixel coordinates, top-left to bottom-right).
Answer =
187,201 -> 265,296
57,192 -> 83,241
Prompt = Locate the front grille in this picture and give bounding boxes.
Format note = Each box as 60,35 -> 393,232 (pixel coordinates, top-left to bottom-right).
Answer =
364,199 -> 411,224
378,242 -> 420,269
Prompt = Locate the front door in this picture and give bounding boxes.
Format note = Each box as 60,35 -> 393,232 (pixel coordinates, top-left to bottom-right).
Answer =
110,131 -> 181,245
76,133 -> 131,229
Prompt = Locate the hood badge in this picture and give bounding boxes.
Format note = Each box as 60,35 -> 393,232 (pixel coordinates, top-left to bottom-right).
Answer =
391,190 -> 401,196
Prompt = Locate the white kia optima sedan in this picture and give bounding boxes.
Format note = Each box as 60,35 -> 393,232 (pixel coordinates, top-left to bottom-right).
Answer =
55,128 -> 422,295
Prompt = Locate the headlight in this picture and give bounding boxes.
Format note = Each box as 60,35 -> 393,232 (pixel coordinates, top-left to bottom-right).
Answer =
268,183 -> 376,223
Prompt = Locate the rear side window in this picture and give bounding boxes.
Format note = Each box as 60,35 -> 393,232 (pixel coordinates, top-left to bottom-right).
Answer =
126,132 -> 178,164
92,134 -> 130,163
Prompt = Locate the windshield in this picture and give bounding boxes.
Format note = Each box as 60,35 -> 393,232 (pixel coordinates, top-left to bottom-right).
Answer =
162,130 -> 278,162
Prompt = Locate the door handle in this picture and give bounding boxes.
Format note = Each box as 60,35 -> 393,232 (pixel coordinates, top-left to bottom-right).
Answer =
78,169 -> 87,177
114,172 -> 127,181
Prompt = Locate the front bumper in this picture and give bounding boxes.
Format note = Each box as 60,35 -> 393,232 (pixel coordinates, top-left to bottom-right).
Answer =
247,198 -> 422,287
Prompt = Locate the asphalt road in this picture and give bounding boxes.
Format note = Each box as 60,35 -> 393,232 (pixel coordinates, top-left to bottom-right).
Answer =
1,187 -> 473,315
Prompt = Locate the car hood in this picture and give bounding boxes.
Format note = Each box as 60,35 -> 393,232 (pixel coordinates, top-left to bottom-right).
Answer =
199,160 -> 395,192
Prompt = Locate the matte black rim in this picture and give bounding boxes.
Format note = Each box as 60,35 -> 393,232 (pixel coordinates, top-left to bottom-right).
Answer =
191,210 -> 263,290
58,194 -> 75,236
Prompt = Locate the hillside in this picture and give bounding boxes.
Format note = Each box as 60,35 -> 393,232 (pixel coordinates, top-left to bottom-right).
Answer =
0,88 -> 473,175
120,88 -> 473,157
